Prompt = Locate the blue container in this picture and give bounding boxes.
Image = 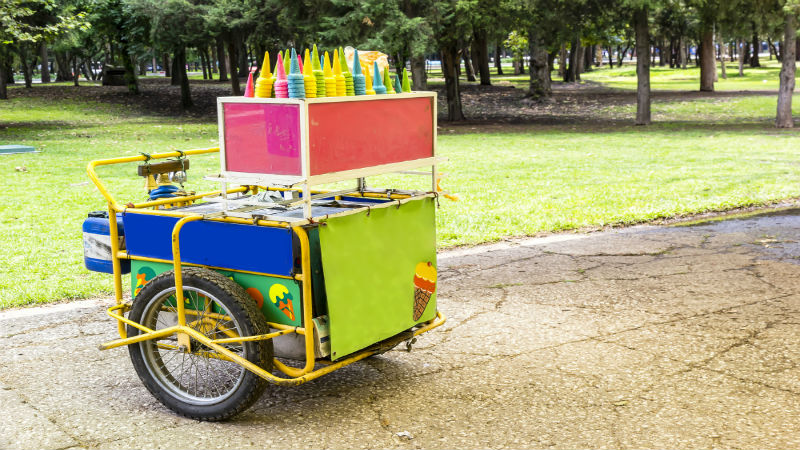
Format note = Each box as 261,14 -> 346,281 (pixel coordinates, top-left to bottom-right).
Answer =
83,211 -> 130,274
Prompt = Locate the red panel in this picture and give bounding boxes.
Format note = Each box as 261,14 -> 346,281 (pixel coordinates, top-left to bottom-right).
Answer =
308,97 -> 433,176
223,103 -> 302,176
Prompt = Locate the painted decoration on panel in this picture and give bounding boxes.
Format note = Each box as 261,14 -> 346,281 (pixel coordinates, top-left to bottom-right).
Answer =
308,97 -> 433,175
223,102 -> 302,176
129,260 -> 302,327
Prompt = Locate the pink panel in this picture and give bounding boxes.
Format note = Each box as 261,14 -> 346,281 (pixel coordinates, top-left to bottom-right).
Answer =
223,103 -> 302,176
308,97 -> 433,176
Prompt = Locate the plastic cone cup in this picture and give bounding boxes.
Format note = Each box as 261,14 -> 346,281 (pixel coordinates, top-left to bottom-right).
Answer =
274,54 -> 288,99
303,49 -> 317,98
323,52 -> 337,96
287,48 -> 305,98
332,50 -> 346,96
402,68 -> 412,92
339,46 -> 354,96
365,68 -> 375,95
244,69 -> 255,97
394,73 -> 402,94
383,66 -> 395,94
255,51 -> 274,98
372,61 -> 386,94
352,49 -> 366,95
312,44 -> 326,97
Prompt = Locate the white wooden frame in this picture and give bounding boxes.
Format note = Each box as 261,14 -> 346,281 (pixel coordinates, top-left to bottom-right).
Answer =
215,92 -> 439,219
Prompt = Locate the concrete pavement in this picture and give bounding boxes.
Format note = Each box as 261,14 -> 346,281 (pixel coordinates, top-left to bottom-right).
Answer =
3,208 -> 800,449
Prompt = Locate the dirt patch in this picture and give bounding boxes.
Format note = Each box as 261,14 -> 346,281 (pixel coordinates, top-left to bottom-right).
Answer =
3,76 -> 783,129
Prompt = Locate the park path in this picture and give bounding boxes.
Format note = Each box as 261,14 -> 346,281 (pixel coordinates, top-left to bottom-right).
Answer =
3,208 -> 800,449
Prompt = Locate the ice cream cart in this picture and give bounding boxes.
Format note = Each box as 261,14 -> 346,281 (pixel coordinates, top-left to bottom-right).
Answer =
83,91 -> 447,420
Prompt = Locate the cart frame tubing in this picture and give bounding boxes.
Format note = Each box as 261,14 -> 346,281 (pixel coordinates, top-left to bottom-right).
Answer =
89,148 -> 446,387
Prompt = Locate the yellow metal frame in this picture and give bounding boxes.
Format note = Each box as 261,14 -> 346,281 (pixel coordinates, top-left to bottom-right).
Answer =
88,147 -> 446,386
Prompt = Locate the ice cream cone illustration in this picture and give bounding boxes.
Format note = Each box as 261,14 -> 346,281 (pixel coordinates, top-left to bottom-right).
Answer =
413,261 -> 437,321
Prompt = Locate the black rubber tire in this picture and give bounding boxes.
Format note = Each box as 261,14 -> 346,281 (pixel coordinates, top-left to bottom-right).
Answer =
127,267 -> 272,421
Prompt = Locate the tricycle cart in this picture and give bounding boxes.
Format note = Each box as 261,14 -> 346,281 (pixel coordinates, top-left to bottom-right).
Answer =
83,92 -> 447,420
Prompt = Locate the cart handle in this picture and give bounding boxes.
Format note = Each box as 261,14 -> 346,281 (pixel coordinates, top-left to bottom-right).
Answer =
86,147 -> 219,212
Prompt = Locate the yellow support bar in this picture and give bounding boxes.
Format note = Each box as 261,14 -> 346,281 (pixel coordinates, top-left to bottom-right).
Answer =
272,226 -> 317,378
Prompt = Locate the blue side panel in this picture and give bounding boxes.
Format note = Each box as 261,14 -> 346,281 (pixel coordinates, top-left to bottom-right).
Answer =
122,213 -> 295,276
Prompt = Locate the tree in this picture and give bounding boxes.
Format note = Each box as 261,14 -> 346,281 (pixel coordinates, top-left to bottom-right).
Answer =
430,0 -> 472,121
777,1 -> 799,127
633,5 -> 651,124
131,0 -> 209,107
0,0 -> 87,99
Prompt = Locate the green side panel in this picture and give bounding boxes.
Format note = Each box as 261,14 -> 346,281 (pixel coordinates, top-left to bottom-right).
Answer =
319,197 -> 437,360
130,260 -> 302,327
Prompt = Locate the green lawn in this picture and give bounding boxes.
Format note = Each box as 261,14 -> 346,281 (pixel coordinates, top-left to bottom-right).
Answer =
581,60 -> 785,91
3,63 -> 800,307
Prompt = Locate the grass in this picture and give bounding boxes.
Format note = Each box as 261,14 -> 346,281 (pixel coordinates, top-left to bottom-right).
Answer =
581,60 -> 784,91
3,62 -> 800,308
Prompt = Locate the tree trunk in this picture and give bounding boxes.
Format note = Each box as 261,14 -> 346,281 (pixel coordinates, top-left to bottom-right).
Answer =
634,7 -> 651,125
81,61 -> 92,81
547,51 -> 556,82
527,28 -> 551,100
699,28 -> 715,91
71,54 -> 79,86
410,54 -> 427,90
463,47 -> 476,82
471,30 -> 491,85
170,55 -> 180,85
441,45 -> 465,121
777,14 -> 796,128
174,47 -> 192,108
121,42 -> 139,94
583,45 -> 593,71
227,38 -> 241,95
0,51 -> 7,99
18,45 -> 33,88
216,38 -> 228,81
719,38 -> 727,80
680,36 -> 687,69
54,51 -> 71,81
211,43 -> 219,74
200,48 -> 208,80
566,36 -> 580,82
237,37 -> 248,77
559,43 -> 566,76
743,41 -> 751,65
494,44 -> 503,75
161,53 -> 170,77
767,37 -> 778,61
39,43 -> 50,83
607,46 -> 613,67
738,39 -> 745,76
751,23 -> 761,67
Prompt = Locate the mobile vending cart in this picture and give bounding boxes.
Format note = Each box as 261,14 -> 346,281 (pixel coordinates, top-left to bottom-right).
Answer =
84,92 -> 447,420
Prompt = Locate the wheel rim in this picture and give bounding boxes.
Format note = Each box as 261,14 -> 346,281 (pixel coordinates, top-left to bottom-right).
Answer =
138,286 -> 248,405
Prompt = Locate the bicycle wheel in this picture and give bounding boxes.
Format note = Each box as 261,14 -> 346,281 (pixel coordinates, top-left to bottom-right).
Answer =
127,267 -> 272,421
